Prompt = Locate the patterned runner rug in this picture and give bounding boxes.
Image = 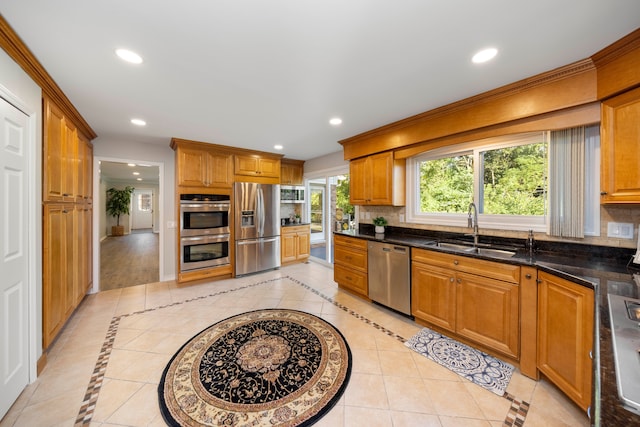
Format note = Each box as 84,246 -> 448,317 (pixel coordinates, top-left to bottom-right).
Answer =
405,327 -> 513,396
158,309 -> 352,426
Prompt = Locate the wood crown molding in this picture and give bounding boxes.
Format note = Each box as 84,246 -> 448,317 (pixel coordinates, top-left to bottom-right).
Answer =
339,58 -> 597,160
0,15 -> 97,139
591,27 -> 640,67
170,137 -> 284,159
591,27 -> 640,99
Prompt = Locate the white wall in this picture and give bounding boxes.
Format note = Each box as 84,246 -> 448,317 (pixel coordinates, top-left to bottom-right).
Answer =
303,150 -> 347,175
93,138 -> 176,280
0,48 -> 43,368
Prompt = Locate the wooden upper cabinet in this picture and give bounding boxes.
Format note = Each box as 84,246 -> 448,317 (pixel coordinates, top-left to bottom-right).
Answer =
174,142 -> 233,188
349,151 -> 405,206
601,86 -> 640,204
281,159 -> 304,185
43,96 -> 92,202
43,98 -> 66,201
235,154 -> 280,178
76,132 -> 93,201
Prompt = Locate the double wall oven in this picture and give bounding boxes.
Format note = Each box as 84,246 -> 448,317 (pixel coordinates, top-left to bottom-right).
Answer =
179,194 -> 230,272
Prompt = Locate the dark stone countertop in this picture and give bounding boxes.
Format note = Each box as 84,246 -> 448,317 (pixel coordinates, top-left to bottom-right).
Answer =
281,222 -> 311,227
335,225 -> 640,426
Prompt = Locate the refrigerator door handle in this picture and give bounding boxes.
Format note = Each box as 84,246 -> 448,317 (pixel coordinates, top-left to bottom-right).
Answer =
257,187 -> 264,237
259,236 -> 279,243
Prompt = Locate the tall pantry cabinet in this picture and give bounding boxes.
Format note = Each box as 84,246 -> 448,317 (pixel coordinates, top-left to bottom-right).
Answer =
42,95 -> 93,349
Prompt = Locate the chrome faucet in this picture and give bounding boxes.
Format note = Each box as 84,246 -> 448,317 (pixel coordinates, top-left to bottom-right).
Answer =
468,202 -> 479,247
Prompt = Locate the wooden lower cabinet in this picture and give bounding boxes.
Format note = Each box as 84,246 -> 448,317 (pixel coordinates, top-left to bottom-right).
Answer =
43,203 -> 92,348
43,204 -> 68,347
281,225 -> 310,265
537,271 -> 594,412
456,271 -> 519,358
411,248 -> 520,359
411,262 -> 456,331
333,234 -> 368,297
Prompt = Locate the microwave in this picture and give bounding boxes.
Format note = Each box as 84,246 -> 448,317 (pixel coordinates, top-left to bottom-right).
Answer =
280,186 -> 305,203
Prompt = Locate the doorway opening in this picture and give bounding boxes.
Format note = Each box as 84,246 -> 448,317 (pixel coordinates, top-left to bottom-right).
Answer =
307,170 -> 353,264
94,158 -> 163,292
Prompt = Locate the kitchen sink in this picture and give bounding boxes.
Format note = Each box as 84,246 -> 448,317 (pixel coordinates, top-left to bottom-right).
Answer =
468,247 -> 516,258
431,241 -> 516,258
434,242 -> 475,251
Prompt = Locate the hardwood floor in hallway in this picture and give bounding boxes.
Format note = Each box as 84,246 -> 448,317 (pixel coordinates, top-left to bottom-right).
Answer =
100,229 -> 159,291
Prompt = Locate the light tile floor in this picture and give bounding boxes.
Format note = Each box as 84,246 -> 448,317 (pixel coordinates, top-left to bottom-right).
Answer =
1,262 -> 589,427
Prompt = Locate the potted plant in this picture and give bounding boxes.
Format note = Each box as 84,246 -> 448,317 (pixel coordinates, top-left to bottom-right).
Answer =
373,216 -> 387,234
295,213 -> 301,224
106,186 -> 134,236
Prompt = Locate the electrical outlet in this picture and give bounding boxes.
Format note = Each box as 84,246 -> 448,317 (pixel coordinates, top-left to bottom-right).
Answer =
607,222 -> 634,239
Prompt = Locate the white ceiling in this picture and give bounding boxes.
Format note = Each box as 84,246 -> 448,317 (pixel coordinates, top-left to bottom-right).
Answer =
1,1 -> 639,161
99,161 -> 160,185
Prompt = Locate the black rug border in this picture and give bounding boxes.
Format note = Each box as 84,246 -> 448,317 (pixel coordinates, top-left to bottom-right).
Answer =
158,308 -> 352,427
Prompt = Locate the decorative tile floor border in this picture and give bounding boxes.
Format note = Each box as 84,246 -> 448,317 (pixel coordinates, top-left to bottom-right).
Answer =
74,275 -> 529,426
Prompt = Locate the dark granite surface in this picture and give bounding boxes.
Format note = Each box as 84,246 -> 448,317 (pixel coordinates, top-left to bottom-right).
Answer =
281,222 -> 311,227
335,225 -> 640,426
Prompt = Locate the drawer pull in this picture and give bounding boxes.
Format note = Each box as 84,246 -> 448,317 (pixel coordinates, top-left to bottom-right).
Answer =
449,277 -> 454,282
453,260 -> 459,265
457,278 -> 461,284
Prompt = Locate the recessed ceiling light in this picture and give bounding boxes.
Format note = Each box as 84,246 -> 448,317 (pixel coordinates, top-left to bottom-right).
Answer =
130,118 -> 146,126
329,117 -> 342,126
133,172 -> 140,176
472,48 -> 498,64
274,144 -> 283,150
137,178 -> 143,181
127,163 -> 136,167
115,48 -> 143,64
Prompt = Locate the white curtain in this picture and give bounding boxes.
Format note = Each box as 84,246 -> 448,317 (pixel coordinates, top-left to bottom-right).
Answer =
549,126 -> 586,238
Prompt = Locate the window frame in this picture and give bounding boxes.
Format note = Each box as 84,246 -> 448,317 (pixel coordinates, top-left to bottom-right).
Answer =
406,132 -> 549,232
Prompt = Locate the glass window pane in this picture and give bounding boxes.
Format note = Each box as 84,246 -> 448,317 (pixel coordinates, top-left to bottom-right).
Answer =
480,142 -> 547,215
138,193 -> 152,212
418,154 -> 473,213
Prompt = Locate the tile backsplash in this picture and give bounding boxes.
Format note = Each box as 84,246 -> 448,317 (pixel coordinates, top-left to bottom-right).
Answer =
358,205 -> 640,249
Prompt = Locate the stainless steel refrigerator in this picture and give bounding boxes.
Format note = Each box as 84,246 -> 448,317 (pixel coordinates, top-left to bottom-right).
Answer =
234,182 -> 281,276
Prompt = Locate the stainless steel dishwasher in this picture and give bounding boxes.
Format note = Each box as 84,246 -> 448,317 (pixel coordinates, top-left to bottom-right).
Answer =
367,241 -> 411,316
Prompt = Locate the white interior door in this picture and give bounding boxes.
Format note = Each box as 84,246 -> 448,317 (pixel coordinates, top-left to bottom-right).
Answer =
0,97 -> 30,419
132,189 -> 153,230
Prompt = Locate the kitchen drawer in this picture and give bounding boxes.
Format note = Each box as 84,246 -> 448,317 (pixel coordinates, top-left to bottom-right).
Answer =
334,245 -> 367,272
334,264 -> 368,296
334,234 -> 368,251
412,247 -> 520,284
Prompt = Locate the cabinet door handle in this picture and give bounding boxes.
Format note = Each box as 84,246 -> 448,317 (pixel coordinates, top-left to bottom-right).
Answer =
457,278 -> 461,284
449,277 -> 454,282
600,191 -> 608,196
525,273 -> 532,279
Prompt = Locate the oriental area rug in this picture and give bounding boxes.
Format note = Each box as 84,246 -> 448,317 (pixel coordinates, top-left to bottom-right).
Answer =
158,308 -> 352,426
405,327 -> 514,396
